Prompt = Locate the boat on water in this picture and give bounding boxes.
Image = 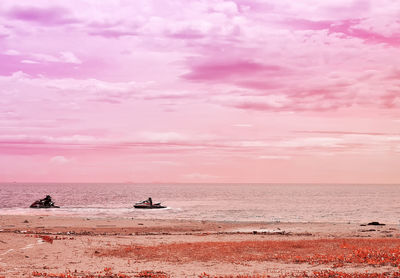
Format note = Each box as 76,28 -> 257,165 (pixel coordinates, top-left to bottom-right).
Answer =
134,198 -> 166,209
30,195 -> 60,209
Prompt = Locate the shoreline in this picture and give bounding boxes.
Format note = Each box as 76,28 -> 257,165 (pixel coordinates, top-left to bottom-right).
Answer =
1,215 -> 397,238
1,210 -> 398,224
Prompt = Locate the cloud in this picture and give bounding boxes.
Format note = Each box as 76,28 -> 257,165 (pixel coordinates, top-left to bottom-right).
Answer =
182,173 -> 221,180
59,52 -> 82,64
21,59 -> 38,64
182,59 -> 283,81
0,24 -> 11,38
3,49 -> 20,56
210,1 -> 239,15
257,155 -> 291,160
213,91 -> 348,112
0,71 -> 141,103
284,17 -> 400,47
7,5 -> 79,25
1,127 -> 399,159
233,124 -> 253,128
277,137 -> 345,148
139,132 -> 188,143
31,52 -> 81,64
150,160 -> 180,166
0,53 -> 87,78
163,19 -> 213,39
50,155 -> 69,164
88,29 -> 138,38
295,130 -> 398,136
283,18 -> 334,31
166,27 -> 206,39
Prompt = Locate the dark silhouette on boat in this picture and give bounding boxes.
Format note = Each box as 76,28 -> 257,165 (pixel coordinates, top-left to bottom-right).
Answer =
134,197 -> 166,209
30,195 -> 60,208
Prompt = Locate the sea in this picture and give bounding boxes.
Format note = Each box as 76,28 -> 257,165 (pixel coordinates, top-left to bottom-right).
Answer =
0,183 -> 399,224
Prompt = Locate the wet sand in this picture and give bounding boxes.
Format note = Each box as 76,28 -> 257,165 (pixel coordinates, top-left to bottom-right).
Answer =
0,215 -> 399,277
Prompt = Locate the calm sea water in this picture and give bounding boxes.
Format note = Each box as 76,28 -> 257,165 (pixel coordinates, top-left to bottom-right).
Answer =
0,183 -> 399,224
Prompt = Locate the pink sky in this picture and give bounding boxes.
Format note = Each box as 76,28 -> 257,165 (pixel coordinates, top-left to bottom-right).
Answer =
0,0 -> 400,183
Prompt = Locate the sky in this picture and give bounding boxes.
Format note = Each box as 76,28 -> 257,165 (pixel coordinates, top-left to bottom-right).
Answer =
0,0 -> 399,183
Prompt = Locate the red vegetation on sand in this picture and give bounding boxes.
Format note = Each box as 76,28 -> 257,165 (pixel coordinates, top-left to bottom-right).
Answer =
32,269 -> 131,278
199,271 -> 400,278
29,269 -> 400,278
96,238 -> 400,267
282,271 -> 400,278
199,273 -> 270,278
134,270 -> 170,278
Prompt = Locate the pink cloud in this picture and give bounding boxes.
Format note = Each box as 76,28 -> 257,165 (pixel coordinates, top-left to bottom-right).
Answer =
284,18 -> 334,31
88,29 -> 138,38
381,91 -> 400,108
231,97 -> 343,112
230,0 -> 275,14
285,17 -> 400,47
88,97 -> 122,104
7,6 -> 78,25
166,28 -> 206,39
330,23 -> 400,47
182,59 -> 283,81
0,54 -> 106,79
295,131 -> 398,136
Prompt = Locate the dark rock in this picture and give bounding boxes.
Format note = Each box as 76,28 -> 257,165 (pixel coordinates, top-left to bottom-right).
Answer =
367,222 -> 385,226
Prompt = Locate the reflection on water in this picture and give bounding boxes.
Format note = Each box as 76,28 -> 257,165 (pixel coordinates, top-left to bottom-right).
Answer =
0,183 -> 399,223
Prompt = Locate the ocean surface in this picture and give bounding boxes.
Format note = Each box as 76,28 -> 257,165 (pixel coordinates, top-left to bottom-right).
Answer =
0,183 -> 399,224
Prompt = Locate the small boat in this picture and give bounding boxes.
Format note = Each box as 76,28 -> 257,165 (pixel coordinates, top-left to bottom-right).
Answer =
134,198 -> 166,209
30,195 -> 60,208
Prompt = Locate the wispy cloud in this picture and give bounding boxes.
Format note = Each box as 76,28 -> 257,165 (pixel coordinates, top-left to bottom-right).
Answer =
50,155 -> 70,164
7,5 -> 79,25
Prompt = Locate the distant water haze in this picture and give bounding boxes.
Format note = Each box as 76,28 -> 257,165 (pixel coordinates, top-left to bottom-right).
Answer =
0,183 -> 399,224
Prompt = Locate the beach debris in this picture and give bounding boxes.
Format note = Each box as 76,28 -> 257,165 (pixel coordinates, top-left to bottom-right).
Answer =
359,229 -> 376,232
39,235 -> 53,244
368,222 -> 386,226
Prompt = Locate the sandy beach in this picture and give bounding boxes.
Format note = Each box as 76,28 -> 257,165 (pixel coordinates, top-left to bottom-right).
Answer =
1,215 -> 400,277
